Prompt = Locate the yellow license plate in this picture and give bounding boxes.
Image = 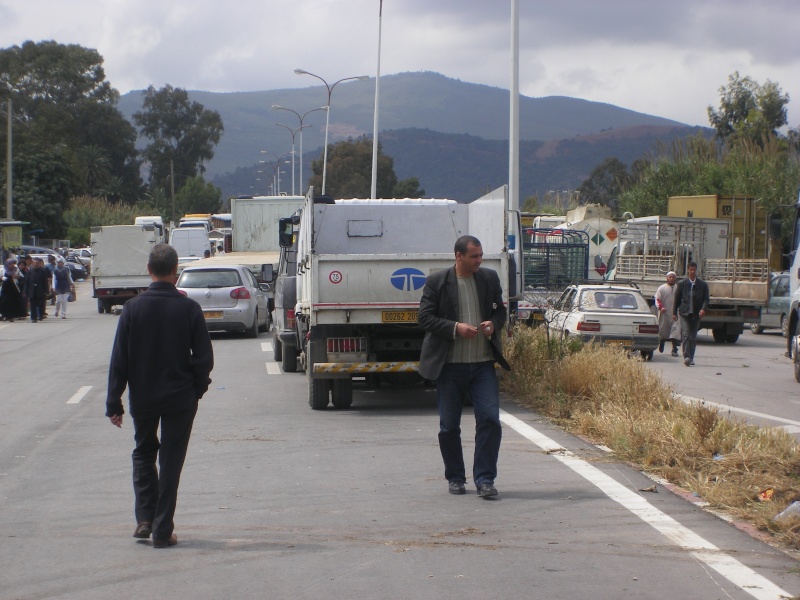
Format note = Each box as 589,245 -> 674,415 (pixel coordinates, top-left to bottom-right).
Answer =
204,311 -> 223,319
533,313 -> 544,321
605,339 -> 630,347
382,310 -> 419,323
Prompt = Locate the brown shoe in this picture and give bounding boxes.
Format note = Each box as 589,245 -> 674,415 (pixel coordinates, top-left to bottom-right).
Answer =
133,522 -> 152,538
153,533 -> 178,548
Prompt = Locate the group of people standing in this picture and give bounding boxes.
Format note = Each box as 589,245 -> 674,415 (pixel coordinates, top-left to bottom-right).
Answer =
654,261 -> 710,367
0,254 -> 75,322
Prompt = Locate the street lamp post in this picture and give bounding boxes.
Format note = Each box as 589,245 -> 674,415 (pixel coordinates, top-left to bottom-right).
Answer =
275,123 -> 301,196
259,151 -> 291,196
294,69 -> 369,195
272,105 -> 327,196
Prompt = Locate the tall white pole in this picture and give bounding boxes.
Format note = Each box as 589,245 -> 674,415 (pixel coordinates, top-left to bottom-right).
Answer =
6,99 -> 11,219
370,0 -> 383,199
321,101 -> 331,195
509,0 -> 520,213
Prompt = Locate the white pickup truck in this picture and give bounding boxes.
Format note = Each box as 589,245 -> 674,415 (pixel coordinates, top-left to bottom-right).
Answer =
281,187 -> 522,410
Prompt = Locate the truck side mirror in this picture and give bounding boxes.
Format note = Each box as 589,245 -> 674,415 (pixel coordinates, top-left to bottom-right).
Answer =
768,214 -> 782,241
278,218 -> 293,248
261,263 -> 274,283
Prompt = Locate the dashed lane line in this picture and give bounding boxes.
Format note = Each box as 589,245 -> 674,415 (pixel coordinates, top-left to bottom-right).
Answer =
66,386 -> 93,404
500,409 -> 792,600
265,363 -> 281,375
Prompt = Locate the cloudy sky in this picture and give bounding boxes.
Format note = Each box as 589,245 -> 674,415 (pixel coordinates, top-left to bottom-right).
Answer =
2,0 -> 799,129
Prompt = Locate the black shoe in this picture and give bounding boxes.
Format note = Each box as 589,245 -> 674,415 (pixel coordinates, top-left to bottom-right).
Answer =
477,482 -> 498,498
448,481 -> 466,495
133,522 -> 152,538
658,340 -> 665,353
671,348 -> 679,357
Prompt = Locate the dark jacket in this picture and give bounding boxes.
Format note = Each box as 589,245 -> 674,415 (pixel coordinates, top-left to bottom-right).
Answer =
673,276 -> 710,319
105,281 -> 214,419
24,266 -> 49,300
418,266 -> 510,381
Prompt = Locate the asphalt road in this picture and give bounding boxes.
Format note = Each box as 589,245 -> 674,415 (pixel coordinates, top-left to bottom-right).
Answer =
1,285 -> 799,600
643,328 -> 800,440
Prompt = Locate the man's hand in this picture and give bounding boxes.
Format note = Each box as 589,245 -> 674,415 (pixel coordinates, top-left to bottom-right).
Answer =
456,322 -> 479,339
109,414 -> 123,428
479,321 -> 494,337
672,314 -> 678,322
699,309 -> 705,319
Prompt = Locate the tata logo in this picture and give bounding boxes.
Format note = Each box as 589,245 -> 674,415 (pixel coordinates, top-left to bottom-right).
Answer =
390,267 -> 426,291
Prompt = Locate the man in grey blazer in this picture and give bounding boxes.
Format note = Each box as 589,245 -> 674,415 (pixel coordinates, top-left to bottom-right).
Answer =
418,235 -> 511,498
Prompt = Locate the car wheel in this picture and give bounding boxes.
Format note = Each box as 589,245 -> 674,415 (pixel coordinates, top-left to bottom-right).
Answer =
97,300 -> 105,314
640,350 -> 654,361
258,310 -> 269,333
247,310 -> 259,338
282,345 -> 297,373
781,315 -> 788,338
331,379 -> 353,409
750,322 -> 764,334
272,332 -> 283,361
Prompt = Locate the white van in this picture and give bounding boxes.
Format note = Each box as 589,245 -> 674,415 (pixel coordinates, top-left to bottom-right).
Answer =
169,227 -> 211,262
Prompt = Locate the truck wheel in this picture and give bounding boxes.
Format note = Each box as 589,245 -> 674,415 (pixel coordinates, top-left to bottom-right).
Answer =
309,376 -> 330,410
725,333 -> 739,344
272,333 -> 283,361
712,328 -> 727,343
247,311 -> 259,338
793,336 -> 800,383
282,346 -> 297,373
750,322 -> 764,334
97,300 -> 105,314
331,379 -> 353,409
640,350 -> 654,361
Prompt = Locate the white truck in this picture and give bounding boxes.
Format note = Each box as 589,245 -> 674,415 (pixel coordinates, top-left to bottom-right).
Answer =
280,187 -> 522,410
230,196 -> 305,252
91,224 -> 164,313
605,215 -> 769,343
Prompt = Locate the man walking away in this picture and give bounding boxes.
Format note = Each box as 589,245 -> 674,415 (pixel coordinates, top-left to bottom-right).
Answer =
52,256 -> 74,318
673,261 -> 709,367
654,271 -> 681,356
418,235 -> 511,498
106,243 -> 214,548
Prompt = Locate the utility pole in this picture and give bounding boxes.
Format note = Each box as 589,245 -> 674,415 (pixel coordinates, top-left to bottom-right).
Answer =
6,99 -> 12,219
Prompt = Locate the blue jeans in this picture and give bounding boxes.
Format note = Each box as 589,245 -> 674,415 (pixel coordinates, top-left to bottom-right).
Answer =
436,361 -> 501,488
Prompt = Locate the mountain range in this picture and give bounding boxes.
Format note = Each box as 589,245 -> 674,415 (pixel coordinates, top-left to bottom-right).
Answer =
117,71 -> 709,201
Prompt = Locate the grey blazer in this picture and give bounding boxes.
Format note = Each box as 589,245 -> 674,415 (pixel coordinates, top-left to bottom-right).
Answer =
417,266 -> 511,381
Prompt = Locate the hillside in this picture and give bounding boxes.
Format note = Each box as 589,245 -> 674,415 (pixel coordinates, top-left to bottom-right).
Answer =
117,71 -> 704,199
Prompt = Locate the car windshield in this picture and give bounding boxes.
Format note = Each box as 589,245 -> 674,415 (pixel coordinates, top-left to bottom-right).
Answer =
581,290 -> 645,311
179,269 -> 242,289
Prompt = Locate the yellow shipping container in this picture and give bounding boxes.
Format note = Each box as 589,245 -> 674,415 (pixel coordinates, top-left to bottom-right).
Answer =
667,195 -> 770,262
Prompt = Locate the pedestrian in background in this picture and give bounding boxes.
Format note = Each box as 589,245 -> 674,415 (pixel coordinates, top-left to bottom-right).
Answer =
45,254 -> 57,312
106,243 -> 214,548
24,257 -> 50,323
418,235 -> 511,498
53,256 -> 74,319
655,271 -> 681,357
673,261 -> 709,367
0,258 -> 26,321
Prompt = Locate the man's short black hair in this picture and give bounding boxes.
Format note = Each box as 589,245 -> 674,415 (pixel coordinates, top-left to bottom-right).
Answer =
148,243 -> 178,277
687,261 -> 698,269
454,235 -> 482,256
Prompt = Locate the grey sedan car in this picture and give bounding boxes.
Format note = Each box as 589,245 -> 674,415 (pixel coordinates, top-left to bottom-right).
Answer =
177,264 -> 269,337
751,272 -> 790,337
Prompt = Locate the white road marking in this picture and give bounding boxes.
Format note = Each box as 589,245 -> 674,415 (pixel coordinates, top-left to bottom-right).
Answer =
261,342 -> 270,352
500,409 -> 792,600
66,386 -> 93,404
265,363 -> 281,375
675,394 -> 800,429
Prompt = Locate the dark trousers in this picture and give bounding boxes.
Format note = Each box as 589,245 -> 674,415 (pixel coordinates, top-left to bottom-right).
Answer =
131,404 -> 198,541
436,361 -> 501,487
29,297 -> 45,321
679,314 -> 701,360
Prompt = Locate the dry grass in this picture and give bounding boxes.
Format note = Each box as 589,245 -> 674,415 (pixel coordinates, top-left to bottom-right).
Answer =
502,326 -> 800,549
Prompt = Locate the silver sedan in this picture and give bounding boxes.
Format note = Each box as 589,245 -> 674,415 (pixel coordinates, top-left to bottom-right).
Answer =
177,264 -> 269,337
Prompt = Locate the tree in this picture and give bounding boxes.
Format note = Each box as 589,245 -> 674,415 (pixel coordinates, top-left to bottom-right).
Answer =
0,40 -> 143,212
577,157 -> 630,209
707,71 -> 789,144
309,135 -> 424,198
174,176 -> 222,215
133,85 -> 224,194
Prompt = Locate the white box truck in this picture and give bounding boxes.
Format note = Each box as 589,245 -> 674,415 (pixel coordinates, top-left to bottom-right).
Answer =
91,224 -> 164,313
277,187 -> 522,410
